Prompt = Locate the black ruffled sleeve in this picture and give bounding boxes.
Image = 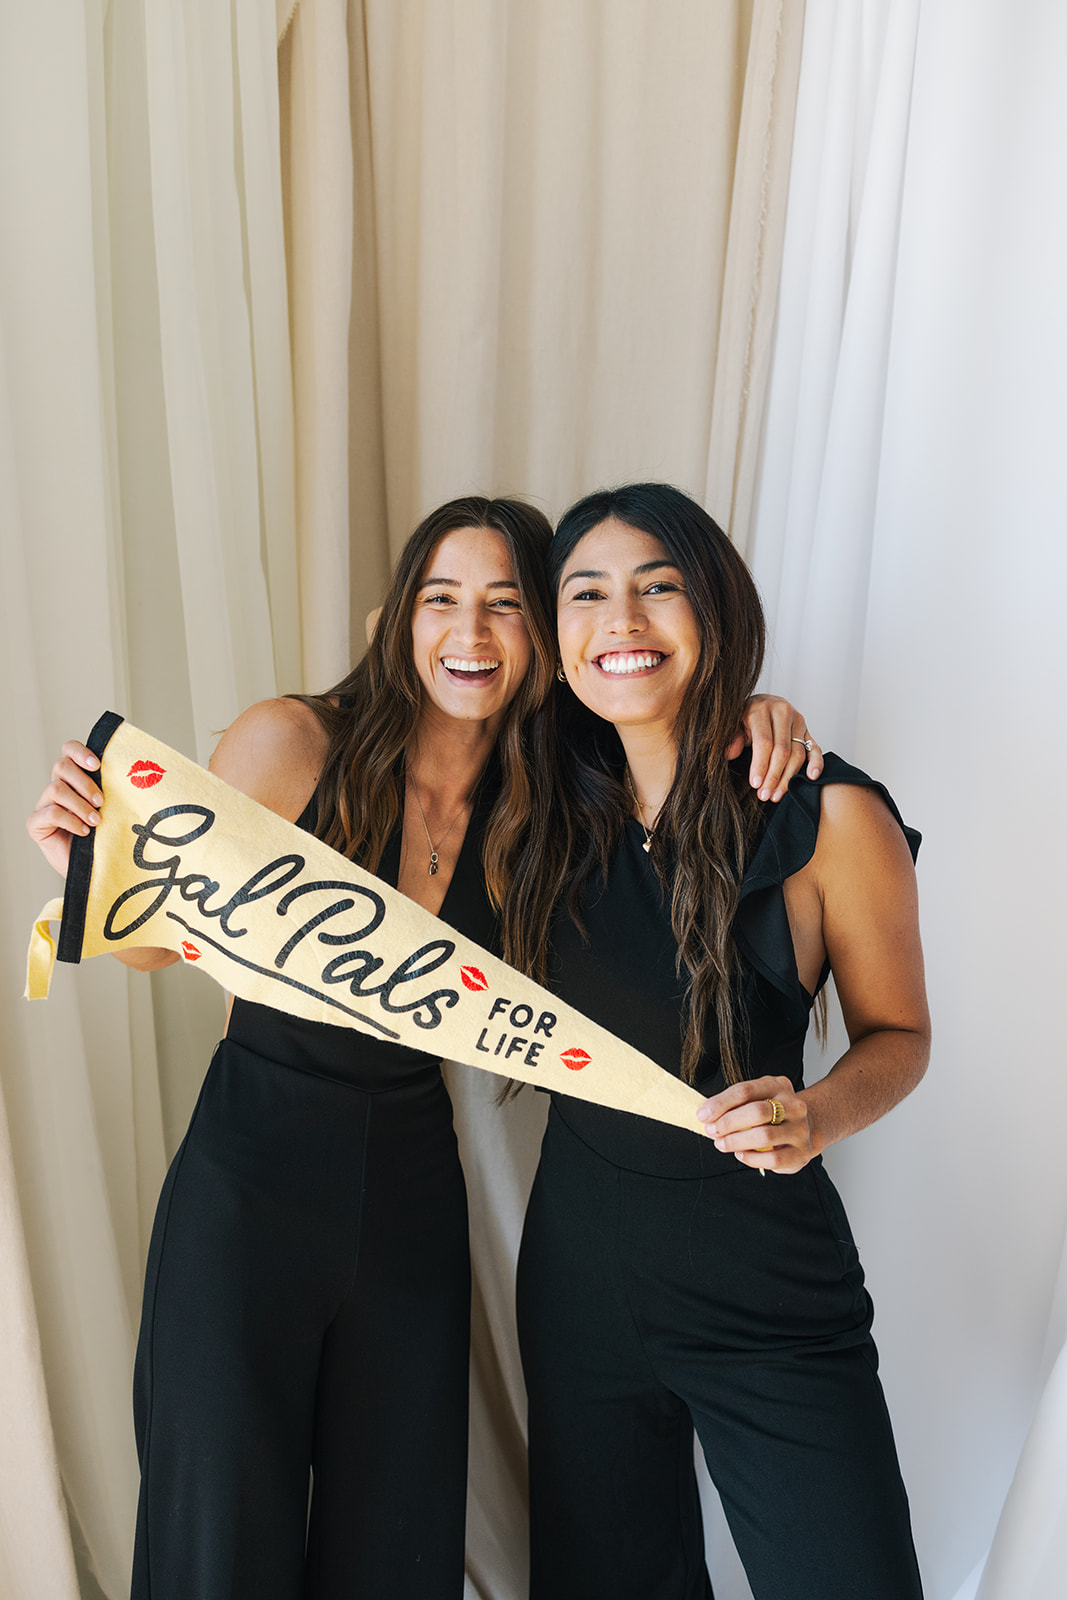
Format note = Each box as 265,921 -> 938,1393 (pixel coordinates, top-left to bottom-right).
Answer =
732,752 -> 921,1010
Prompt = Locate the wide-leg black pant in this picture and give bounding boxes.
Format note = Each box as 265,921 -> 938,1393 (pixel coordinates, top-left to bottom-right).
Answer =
132,1033 -> 471,1600
517,1108 -> 922,1600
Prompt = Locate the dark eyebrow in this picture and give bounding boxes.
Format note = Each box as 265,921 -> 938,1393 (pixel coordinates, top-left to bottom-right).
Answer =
561,560 -> 680,587
417,577 -> 520,590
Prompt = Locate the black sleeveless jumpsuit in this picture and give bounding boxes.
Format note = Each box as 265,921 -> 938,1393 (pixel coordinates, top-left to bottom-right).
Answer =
517,756 -> 925,1600
131,780 -> 498,1599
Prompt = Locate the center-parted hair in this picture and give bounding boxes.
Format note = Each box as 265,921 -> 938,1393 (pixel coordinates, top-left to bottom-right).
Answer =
293,496 -> 556,912
510,483 -> 766,1085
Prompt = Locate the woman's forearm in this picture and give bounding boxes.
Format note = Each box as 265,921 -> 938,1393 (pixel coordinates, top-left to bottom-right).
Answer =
800,1024 -> 931,1158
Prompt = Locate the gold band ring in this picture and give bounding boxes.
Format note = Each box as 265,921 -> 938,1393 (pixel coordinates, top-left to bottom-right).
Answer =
768,1097 -> 785,1126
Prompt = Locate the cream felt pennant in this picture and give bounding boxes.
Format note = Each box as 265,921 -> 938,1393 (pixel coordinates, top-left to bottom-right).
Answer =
27,713 -> 704,1134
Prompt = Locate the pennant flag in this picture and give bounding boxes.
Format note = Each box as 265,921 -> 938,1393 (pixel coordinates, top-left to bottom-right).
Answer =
27,713 -> 704,1134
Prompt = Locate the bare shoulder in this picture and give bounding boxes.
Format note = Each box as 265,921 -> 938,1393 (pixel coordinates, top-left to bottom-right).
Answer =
818,781 -> 895,834
209,698 -> 330,821
816,782 -> 913,868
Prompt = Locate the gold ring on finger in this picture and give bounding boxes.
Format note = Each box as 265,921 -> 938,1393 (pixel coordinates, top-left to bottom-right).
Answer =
768,1097 -> 785,1126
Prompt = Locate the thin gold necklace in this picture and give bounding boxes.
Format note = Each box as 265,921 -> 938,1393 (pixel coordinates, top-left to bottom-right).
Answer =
625,766 -> 664,854
408,773 -> 470,876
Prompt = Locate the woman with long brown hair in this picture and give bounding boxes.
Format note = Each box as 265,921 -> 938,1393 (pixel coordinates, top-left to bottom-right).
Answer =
28,496 -> 556,1600
515,483 -> 929,1600
27,490 -> 818,1600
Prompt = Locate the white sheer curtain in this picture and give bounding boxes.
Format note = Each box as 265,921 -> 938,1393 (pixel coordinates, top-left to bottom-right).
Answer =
1,2 -> 295,1593
748,3 -> 1067,1598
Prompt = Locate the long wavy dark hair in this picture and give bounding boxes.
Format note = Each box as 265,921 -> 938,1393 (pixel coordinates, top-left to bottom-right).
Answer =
291,496 -> 556,912
509,483 -> 766,1085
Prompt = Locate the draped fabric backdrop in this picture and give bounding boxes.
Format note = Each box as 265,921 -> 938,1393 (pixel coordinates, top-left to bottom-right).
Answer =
279,0 -> 804,684
748,6 -> 1067,1597
2,2 -> 1065,1598
1,2 -> 296,1594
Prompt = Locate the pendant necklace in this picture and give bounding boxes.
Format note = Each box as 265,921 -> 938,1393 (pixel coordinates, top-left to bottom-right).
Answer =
408,772 -> 470,876
625,766 -> 662,854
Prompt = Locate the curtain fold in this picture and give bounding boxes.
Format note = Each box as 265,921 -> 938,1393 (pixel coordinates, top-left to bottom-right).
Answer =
236,0 -> 303,696
971,1338 -> 1067,1600
0,1080 -> 81,1600
141,0 -> 283,752
0,302 -> 85,1600
2,3 -> 296,1593
750,4 -> 1067,1598
747,0 -> 921,748
282,0 -> 802,676
280,0 -> 354,690
705,0 -> 805,537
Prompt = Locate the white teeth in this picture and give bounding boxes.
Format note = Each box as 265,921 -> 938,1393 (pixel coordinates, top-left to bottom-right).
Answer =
597,653 -> 663,675
442,657 -> 500,673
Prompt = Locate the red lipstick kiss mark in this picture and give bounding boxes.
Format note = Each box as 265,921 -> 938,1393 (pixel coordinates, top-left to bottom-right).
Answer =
561,1047 -> 590,1072
180,941 -> 201,962
128,760 -> 165,789
460,966 -> 489,992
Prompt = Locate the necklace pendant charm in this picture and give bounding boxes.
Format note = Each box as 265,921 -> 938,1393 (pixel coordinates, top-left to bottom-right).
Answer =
642,839 -> 652,853
428,852 -> 439,876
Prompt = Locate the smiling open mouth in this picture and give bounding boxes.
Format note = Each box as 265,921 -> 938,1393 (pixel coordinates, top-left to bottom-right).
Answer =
594,651 -> 666,675
441,656 -> 502,683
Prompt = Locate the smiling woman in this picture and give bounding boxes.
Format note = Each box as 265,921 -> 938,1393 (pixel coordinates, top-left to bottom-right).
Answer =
556,518 -> 702,735
411,525 -> 534,737
514,482 -> 930,1600
25,495 -> 557,1600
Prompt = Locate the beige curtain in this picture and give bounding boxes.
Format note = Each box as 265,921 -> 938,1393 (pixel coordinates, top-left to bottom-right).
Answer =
1,2 -> 295,1593
281,0 -> 804,680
